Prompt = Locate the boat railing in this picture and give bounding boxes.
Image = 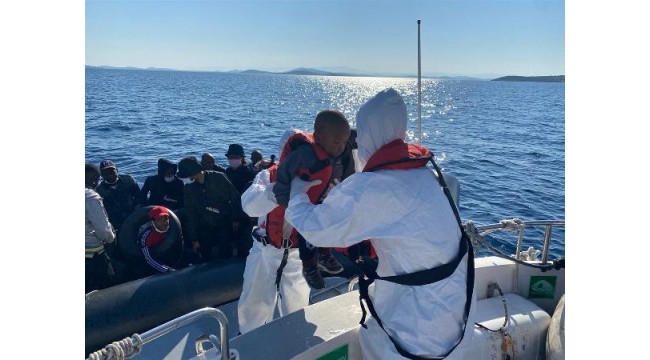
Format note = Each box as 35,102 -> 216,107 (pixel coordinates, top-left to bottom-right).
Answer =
474,219 -> 565,264
86,307 -> 235,360
150,307 -> 234,359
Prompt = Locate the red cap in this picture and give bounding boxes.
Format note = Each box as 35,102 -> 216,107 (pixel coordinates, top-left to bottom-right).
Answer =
149,206 -> 170,220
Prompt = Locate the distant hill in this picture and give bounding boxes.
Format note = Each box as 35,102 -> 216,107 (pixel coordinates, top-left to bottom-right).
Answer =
281,67 -> 356,76
436,75 -> 484,81
87,65 -> 491,80
86,65 -> 177,72
240,69 -> 273,74
492,75 -> 565,83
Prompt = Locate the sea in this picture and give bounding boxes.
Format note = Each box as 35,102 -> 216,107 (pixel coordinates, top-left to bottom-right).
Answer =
85,67 -> 565,258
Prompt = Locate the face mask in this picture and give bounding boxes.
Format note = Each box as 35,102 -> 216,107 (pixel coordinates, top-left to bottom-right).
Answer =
228,159 -> 242,168
182,177 -> 194,185
104,176 -> 119,185
164,175 -> 175,183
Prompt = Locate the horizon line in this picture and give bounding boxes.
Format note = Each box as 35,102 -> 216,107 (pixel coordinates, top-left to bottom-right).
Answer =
84,65 -> 564,80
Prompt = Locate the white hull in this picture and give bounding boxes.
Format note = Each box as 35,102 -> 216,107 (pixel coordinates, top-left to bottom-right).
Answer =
110,255 -> 564,360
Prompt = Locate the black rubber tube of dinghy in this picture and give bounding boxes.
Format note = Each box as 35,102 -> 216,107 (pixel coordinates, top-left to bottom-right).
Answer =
85,257 -> 246,357
116,205 -> 182,261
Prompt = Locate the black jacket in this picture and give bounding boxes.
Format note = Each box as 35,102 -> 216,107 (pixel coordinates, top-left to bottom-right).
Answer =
140,158 -> 184,210
96,174 -> 141,230
225,165 -> 258,195
183,171 -> 247,244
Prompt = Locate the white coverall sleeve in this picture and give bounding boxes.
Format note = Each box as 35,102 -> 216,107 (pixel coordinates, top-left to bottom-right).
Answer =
241,170 -> 278,217
285,173 -> 401,248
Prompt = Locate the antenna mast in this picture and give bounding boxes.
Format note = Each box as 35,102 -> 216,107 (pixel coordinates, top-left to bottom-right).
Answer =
417,19 -> 422,146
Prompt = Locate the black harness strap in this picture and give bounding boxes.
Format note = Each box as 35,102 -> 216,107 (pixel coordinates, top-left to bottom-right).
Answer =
253,226 -> 291,297
356,156 -> 475,360
275,248 -> 290,296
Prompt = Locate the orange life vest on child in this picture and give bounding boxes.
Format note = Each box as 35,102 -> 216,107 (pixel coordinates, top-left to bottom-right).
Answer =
265,132 -> 333,248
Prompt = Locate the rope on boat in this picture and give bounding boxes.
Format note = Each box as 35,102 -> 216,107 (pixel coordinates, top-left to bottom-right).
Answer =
463,219 -> 563,272
468,218 -> 524,255
86,334 -> 143,360
473,283 -> 516,360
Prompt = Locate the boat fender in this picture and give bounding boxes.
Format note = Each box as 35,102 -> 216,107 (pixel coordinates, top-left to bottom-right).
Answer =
116,205 -> 183,262
85,258 -> 247,357
546,294 -> 565,360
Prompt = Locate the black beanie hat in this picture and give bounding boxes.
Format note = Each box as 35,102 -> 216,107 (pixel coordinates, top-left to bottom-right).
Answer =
177,157 -> 203,178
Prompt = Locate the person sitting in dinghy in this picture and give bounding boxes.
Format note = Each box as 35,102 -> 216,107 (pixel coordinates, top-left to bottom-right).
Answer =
225,143 -> 259,195
96,160 -> 142,231
178,156 -> 250,262
139,158 -> 184,210
201,152 -> 226,173
249,149 -> 276,171
85,163 -> 117,293
131,206 -> 177,278
285,88 -> 475,359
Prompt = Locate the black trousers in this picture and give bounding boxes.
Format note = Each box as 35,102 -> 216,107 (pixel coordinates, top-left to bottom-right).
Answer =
298,233 -> 320,263
198,218 -> 254,262
233,219 -> 253,258
198,220 -> 232,262
85,251 -> 114,293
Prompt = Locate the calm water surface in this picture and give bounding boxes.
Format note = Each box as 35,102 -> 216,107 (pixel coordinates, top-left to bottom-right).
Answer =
85,68 -> 565,257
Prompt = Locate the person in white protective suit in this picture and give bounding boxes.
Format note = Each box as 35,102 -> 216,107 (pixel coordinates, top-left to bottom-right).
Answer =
237,129 -> 311,334
285,88 -> 475,359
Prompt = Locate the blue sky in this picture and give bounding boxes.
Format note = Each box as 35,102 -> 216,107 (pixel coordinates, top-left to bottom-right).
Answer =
86,0 -> 565,78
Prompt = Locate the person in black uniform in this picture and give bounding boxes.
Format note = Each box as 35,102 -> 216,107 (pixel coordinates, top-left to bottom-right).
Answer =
177,156 -> 252,261
224,144 -> 258,195
96,160 -> 142,231
139,158 -> 184,210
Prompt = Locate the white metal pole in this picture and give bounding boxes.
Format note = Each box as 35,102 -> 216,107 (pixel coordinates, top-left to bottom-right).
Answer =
417,19 -> 422,146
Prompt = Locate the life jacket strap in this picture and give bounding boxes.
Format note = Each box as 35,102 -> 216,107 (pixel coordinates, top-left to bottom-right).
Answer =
275,249 -> 290,296
354,155 -> 475,359
252,228 -> 269,247
253,227 -> 293,249
357,245 -> 474,360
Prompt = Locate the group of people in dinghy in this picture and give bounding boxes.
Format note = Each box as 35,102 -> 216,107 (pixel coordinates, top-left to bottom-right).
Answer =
85,145 -> 273,289
86,88 -> 476,359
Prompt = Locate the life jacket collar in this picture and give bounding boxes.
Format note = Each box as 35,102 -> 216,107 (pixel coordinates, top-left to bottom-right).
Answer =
362,139 -> 432,172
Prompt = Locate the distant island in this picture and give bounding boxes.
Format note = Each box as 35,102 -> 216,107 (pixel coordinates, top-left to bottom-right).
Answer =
491,75 -> 564,83
236,67 -> 354,76
86,65 -> 564,82
86,65 -> 484,80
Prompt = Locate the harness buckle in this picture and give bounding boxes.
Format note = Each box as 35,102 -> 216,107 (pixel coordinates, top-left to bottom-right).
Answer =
252,227 -> 269,246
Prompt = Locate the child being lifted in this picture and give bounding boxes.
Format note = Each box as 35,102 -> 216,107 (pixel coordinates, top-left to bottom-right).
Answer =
272,109 -> 355,289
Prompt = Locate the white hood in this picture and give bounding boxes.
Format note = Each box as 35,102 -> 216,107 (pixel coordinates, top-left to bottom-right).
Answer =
355,88 -> 408,167
278,128 -> 303,163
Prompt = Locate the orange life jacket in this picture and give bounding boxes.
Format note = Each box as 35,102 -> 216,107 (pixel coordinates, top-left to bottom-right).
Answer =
265,132 -> 333,249
362,138 -> 432,172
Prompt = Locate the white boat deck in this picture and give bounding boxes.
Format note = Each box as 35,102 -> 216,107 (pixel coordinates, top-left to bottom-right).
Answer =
125,256 -> 564,360
132,277 -> 353,360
